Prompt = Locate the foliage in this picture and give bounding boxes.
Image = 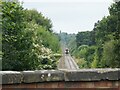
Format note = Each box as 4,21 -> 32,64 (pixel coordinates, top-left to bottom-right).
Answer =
101,40 -> 120,68
2,1 -> 61,70
24,9 -> 53,32
59,32 -> 77,54
92,2 -> 120,68
73,45 -> 96,68
68,2 -> 120,68
76,31 -> 95,46
76,58 -> 87,68
2,1 -> 26,70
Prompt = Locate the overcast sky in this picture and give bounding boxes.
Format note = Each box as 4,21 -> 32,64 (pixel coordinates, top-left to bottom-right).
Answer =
19,0 -> 114,34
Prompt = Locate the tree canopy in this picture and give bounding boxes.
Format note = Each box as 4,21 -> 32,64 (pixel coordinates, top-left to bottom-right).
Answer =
66,2 -> 120,68
2,0 -> 61,71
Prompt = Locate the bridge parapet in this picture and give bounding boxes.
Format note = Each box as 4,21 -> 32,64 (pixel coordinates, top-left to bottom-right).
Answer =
1,68 -> 120,89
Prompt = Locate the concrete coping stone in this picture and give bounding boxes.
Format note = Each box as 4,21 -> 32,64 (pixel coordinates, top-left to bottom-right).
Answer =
1,68 -> 120,84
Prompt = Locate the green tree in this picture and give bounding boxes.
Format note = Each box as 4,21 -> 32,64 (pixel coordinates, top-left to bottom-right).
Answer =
2,1 -> 61,70
76,31 -> 95,46
2,1 -> 26,70
101,40 -> 119,67
24,9 -> 52,32
71,2 -> 120,68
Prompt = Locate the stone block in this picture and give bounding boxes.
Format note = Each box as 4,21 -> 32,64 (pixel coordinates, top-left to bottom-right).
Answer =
1,71 -> 23,84
64,69 -> 120,81
22,70 -> 64,83
64,69 -> 100,81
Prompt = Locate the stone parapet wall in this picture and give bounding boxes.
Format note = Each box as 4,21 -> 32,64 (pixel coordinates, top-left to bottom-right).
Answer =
0,68 -> 120,89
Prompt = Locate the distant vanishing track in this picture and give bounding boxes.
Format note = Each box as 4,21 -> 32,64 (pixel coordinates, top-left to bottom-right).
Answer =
58,54 -> 79,70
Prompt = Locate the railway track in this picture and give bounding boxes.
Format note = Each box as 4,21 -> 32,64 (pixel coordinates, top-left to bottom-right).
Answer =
58,43 -> 79,70
58,54 -> 79,70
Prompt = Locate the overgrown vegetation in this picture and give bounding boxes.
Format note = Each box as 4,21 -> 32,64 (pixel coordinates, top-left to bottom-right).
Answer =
2,0 -> 61,71
1,0 -> 119,70
61,2 -> 120,68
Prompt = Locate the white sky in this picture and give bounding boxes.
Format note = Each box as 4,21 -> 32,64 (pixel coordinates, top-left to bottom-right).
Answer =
19,0 -> 114,34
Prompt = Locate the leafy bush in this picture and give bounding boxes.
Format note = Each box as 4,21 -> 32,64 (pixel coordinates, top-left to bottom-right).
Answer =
2,1 -> 61,70
69,2 -> 120,68
101,40 -> 120,68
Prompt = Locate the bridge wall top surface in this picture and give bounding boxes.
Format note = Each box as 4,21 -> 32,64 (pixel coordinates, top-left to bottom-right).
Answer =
0,68 -> 120,84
